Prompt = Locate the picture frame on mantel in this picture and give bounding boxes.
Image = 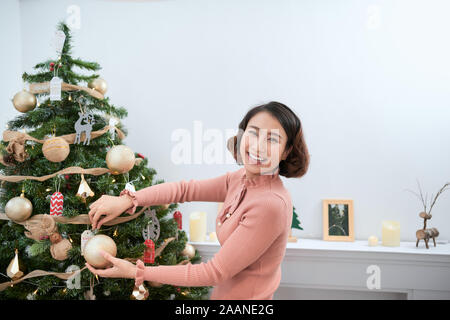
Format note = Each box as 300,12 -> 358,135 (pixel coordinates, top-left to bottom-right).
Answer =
322,199 -> 354,241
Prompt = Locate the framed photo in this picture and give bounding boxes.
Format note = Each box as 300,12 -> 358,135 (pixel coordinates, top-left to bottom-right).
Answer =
322,199 -> 354,241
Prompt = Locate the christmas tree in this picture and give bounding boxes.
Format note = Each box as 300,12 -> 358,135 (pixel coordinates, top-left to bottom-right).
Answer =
0,22 -> 210,300
292,206 -> 303,231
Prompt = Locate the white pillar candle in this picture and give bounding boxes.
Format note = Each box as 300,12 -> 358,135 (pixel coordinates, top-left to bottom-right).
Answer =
368,235 -> 378,246
382,220 -> 400,247
189,211 -> 207,242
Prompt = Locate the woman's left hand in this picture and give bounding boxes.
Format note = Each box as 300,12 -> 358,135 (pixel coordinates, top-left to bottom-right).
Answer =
85,250 -> 136,279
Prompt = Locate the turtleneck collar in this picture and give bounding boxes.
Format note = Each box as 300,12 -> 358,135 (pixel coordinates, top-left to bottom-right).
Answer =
239,167 -> 280,188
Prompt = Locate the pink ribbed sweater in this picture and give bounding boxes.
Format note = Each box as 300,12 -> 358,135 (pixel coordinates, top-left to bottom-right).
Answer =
120,167 -> 293,300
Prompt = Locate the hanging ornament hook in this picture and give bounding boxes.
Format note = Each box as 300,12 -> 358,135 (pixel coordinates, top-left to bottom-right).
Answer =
108,137 -> 115,148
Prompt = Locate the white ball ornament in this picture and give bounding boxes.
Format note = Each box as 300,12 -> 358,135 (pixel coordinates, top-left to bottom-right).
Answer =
83,234 -> 117,269
106,145 -> 135,175
5,193 -> 33,222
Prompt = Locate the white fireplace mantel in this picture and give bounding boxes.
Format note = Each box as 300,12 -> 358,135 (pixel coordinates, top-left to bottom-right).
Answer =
188,237 -> 450,300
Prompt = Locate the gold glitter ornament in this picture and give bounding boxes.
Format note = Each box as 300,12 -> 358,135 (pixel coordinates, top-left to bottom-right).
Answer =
7,249 -> 26,280
106,145 -> 135,175
181,243 -> 195,259
12,90 -> 36,113
88,78 -> 108,95
76,174 -> 94,199
130,283 -> 149,300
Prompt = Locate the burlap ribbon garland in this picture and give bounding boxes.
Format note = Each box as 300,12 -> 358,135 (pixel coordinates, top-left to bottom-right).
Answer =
0,154 -> 11,167
0,166 -> 112,183
0,266 -> 88,292
0,206 -> 149,227
2,125 -> 125,163
29,81 -> 104,100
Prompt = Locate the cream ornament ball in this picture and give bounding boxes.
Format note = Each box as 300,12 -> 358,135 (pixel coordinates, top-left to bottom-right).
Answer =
5,193 -> 33,222
106,145 -> 135,175
88,78 -> 108,95
12,90 -> 37,113
42,137 -> 70,162
83,234 -> 117,269
181,243 -> 196,259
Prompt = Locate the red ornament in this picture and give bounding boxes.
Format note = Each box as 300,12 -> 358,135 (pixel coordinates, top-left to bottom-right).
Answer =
173,211 -> 182,230
50,67 -> 54,72
64,175 -> 70,180
137,153 -> 145,159
143,239 -> 155,264
66,184 -> 71,190
50,191 -> 64,216
176,287 -> 180,292
50,62 -> 55,67
58,64 -> 62,68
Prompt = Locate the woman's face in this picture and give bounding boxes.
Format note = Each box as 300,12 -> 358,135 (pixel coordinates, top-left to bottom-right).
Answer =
239,111 -> 291,177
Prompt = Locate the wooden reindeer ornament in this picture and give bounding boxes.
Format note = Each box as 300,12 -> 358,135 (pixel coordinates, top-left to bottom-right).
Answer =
416,212 -> 439,249
406,181 -> 449,249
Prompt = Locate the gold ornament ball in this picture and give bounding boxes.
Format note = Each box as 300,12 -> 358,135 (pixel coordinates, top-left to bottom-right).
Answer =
106,145 -> 135,175
181,243 -> 196,259
83,235 -> 117,269
88,78 -> 108,95
42,137 -> 70,163
5,194 -> 33,222
12,90 -> 37,113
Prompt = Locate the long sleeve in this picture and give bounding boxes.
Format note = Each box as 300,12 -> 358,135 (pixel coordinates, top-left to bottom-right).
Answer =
120,171 -> 230,215
139,195 -> 287,287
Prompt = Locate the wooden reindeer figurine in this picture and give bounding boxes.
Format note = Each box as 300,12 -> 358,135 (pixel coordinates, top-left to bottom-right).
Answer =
416,212 -> 439,249
407,181 -> 449,249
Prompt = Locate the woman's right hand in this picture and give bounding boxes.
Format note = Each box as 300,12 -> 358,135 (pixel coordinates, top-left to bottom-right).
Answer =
88,195 -> 134,230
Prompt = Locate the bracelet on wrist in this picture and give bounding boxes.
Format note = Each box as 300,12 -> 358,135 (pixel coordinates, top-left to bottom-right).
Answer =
135,259 -> 145,287
119,189 -> 139,215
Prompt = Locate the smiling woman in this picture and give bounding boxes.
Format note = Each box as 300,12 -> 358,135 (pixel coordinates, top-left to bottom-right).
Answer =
227,101 -> 310,179
86,101 -> 310,300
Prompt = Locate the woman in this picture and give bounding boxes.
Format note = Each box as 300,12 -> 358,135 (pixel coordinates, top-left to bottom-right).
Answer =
86,101 -> 310,300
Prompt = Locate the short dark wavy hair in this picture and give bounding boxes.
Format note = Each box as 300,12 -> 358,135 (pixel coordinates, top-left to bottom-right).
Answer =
227,101 -> 310,178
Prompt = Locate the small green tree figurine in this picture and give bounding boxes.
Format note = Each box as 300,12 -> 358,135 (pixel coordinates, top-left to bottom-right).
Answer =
289,206 -> 302,242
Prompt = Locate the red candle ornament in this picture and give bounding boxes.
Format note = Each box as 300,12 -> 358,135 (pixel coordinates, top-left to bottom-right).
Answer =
173,211 -> 182,230
137,153 -> 145,159
143,239 -> 155,264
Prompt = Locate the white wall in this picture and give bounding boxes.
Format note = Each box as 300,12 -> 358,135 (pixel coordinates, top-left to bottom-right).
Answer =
0,0 -> 22,129
2,0 -> 449,242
